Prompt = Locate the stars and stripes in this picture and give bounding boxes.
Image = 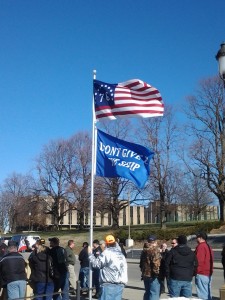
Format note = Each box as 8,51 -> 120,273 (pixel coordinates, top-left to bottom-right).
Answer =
94,79 -> 164,120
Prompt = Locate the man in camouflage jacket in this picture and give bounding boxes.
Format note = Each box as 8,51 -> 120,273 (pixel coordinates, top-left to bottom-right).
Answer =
140,236 -> 161,300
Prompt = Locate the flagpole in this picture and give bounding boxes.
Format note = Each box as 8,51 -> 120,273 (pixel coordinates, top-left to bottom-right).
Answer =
89,69 -> 97,300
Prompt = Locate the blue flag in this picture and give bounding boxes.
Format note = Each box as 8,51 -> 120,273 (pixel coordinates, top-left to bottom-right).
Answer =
96,129 -> 154,188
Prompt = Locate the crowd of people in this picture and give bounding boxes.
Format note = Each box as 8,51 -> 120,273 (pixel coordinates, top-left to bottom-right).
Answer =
0,231 -> 224,300
139,232 -> 215,300
0,234 -> 128,300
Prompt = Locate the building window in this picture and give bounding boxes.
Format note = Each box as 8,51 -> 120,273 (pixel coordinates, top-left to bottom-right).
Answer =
137,206 -> 140,224
144,207 -> 148,223
51,214 -> 55,225
123,208 -> 126,225
130,206 -> 133,225
108,213 -> 112,226
60,201 -> 64,224
68,209 -> 72,224
93,212 -> 96,226
85,213 -> 88,225
101,213 -> 104,226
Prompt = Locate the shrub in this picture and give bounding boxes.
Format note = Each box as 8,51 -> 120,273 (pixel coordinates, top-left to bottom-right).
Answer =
114,220 -> 222,242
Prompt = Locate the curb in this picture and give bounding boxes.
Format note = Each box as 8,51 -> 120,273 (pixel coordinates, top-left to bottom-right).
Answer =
126,259 -> 223,270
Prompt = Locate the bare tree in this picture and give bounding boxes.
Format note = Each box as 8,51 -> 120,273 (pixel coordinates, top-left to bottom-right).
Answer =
33,139 -> 71,229
65,131 -> 92,229
179,172 -> 214,220
94,177 -> 130,228
0,189 -> 11,232
0,173 -> 33,232
184,76 -> 225,220
137,107 -> 179,228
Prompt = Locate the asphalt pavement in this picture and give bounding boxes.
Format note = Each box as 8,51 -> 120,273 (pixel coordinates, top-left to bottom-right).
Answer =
22,233 -> 225,300
77,232 -> 225,300
76,258 -> 223,300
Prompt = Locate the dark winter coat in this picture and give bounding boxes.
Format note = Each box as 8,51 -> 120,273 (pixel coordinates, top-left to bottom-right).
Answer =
29,251 -> 54,283
0,252 -> 26,286
49,246 -> 68,276
79,247 -> 89,268
159,249 -> 169,278
165,245 -> 198,281
222,248 -> 225,267
93,246 -> 102,258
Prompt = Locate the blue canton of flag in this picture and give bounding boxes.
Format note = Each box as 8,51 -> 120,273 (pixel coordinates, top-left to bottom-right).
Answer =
96,129 -> 154,189
94,80 -> 116,107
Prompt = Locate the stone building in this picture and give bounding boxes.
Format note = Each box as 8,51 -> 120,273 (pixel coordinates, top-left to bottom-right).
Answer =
144,200 -> 219,224
43,199 -> 218,229
45,202 -> 145,228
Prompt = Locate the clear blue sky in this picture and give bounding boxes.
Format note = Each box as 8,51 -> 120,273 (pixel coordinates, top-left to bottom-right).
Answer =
0,0 -> 224,183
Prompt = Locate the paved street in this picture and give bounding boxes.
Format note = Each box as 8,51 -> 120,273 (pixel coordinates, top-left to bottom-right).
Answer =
122,260 -> 223,300
74,258 -> 223,300
127,233 -> 225,261
22,233 -> 225,299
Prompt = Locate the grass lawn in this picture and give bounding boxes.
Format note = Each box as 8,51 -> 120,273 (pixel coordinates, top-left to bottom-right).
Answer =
37,227 -> 118,254
4,220 -> 222,254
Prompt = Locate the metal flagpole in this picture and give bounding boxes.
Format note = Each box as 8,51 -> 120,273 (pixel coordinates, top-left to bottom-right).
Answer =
128,189 -> 131,239
126,188 -> 134,248
88,69 -> 97,300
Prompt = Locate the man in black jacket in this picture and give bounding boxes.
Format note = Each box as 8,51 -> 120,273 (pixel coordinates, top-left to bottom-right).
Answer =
165,235 -> 198,298
78,242 -> 89,294
92,239 -> 102,299
49,237 -> 69,300
0,241 -> 26,300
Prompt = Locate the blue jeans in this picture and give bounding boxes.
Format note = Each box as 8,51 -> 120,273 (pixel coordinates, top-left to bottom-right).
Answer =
195,274 -> 212,300
7,280 -> 26,300
53,271 -> 69,300
143,277 -> 160,300
169,278 -> 192,298
35,282 -> 54,300
79,267 -> 89,289
100,283 -> 124,300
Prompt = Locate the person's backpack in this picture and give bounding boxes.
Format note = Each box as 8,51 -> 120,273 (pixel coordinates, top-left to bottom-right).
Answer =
56,246 -> 66,264
48,256 -> 54,278
48,255 -> 60,279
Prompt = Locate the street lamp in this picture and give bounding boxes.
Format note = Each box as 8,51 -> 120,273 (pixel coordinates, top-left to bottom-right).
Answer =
216,42 -> 225,86
28,212 -> 31,232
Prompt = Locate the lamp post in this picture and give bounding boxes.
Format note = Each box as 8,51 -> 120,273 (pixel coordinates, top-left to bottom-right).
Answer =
125,190 -> 134,248
28,212 -> 31,232
216,42 -> 225,87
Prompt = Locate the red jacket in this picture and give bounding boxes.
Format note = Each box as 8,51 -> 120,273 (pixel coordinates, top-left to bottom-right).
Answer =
195,241 -> 213,276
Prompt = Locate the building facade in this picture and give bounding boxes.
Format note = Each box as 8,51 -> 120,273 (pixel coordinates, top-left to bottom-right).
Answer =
44,199 -> 218,229
144,200 -> 219,224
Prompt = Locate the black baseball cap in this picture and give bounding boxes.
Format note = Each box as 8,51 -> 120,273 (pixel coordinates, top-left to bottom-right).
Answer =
48,237 -> 59,244
8,241 -> 18,247
93,239 -> 99,244
148,235 -> 157,242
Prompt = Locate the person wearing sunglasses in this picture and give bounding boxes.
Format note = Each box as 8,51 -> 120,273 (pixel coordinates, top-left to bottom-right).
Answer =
165,235 -> 197,298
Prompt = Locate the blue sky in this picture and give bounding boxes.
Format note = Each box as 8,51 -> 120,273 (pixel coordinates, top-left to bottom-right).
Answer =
0,0 -> 224,183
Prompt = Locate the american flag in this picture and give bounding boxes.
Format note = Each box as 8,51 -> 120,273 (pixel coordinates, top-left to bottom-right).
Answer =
94,79 -> 164,120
